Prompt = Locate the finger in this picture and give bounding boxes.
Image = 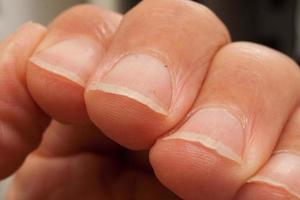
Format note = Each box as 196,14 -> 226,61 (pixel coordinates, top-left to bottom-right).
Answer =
6,120 -> 119,199
8,159 -> 178,200
27,5 -> 121,124
36,120 -> 121,157
7,152 -> 116,200
237,107 -> 300,200
0,23 -> 48,179
85,0 -> 230,149
7,121 -> 178,200
150,42 -> 300,199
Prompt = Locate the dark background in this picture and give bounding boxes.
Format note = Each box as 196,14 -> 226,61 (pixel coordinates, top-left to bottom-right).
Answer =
120,0 -> 298,62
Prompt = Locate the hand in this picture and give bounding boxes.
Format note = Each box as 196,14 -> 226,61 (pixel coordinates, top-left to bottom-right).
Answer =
1,1 -> 300,199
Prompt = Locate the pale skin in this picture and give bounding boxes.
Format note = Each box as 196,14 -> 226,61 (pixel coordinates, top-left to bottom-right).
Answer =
1,0 -> 300,199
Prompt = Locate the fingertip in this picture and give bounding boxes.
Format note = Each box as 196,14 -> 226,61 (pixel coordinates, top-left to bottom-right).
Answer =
26,5 -> 121,124
27,63 -> 90,124
150,139 -> 241,200
85,89 -> 169,149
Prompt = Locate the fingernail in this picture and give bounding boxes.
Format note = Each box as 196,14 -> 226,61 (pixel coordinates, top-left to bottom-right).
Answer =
88,54 -> 172,115
248,152 -> 300,199
30,38 -> 100,86
163,108 -> 245,163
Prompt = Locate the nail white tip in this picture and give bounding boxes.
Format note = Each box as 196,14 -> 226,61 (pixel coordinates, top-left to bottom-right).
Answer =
30,57 -> 85,87
248,176 -> 300,199
273,150 -> 300,157
88,83 -> 168,115
163,131 -> 242,164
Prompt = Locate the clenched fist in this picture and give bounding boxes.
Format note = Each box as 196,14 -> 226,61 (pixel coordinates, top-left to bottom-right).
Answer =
0,0 -> 300,199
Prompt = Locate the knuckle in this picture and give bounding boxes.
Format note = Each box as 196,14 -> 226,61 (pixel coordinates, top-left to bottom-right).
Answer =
218,42 -> 300,79
131,0 -> 230,41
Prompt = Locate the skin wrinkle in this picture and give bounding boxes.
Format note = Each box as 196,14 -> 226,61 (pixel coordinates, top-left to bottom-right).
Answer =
241,69 -> 264,154
4,2 -> 300,199
46,6 -> 120,53
170,48 -> 220,116
201,52 -> 266,158
172,39 -> 230,116
95,21 -> 116,50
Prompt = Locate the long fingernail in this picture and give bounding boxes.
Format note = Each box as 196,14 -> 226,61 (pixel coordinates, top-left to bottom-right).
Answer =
30,38 -> 100,86
88,54 -> 172,115
248,152 -> 300,199
163,108 -> 245,163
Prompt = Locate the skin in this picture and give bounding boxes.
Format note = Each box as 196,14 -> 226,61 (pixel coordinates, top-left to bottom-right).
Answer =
0,0 -> 299,199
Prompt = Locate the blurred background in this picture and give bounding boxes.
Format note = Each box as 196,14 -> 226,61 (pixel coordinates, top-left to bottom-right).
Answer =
0,0 -> 298,197
0,0 -> 299,60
